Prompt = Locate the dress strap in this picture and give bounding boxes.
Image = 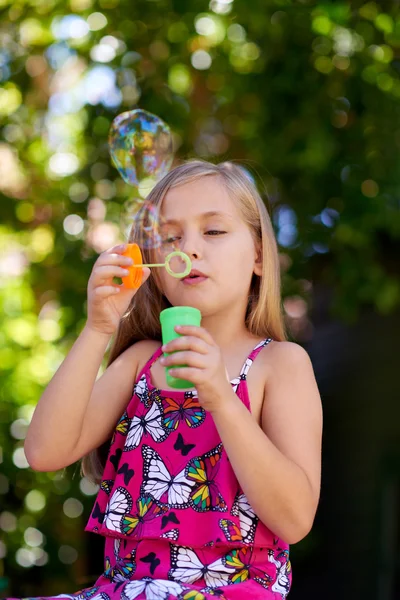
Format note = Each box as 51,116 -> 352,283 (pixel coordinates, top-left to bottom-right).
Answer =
232,338 -> 273,412
135,344 -> 163,385
240,338 -> 273,378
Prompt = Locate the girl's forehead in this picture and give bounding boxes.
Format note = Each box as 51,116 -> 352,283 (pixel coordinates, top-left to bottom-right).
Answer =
160,177 -> 238,219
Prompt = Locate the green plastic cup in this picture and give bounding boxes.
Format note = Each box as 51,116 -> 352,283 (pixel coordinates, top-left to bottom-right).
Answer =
159,306 -> 202,389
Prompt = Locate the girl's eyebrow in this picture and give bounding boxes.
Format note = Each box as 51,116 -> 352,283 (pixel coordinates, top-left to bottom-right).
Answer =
162,210 -> 234,225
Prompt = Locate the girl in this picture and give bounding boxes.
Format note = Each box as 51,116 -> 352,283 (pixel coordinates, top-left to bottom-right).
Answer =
17,160 -> 322,600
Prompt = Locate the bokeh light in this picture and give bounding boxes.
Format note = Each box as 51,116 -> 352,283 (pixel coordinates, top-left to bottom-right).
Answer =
0,512 -> 17,533
12,447 -> 30,469
24,527 -> 45,547
24,490 -> 46,512
87,12 -> 108,31
58,545 -> 78,565
79,477 -> 100,496
63,498 -> 84,518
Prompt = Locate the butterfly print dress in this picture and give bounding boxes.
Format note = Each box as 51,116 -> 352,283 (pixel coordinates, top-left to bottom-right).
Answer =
7,338 -> 292,600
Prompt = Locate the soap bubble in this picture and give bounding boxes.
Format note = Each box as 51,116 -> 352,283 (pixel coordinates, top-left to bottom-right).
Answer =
121,199 -> 189,275
111,109 -> 175,253
120,199 -> 190,277
109,109 -> 174,188
121,200 -> 162,250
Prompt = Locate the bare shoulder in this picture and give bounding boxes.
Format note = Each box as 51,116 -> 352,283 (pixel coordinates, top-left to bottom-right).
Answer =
261,339 -> 319,406
112,338 -> 160,371
130,339 -> 162,372
102,338 -> 161,391
262,340 -> 314,378
127,338 -> 161,355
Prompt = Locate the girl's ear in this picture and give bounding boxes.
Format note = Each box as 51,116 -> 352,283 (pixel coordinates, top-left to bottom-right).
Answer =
253,244 -> 262,276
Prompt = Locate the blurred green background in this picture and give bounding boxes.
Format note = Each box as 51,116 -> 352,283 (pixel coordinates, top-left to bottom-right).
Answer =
1,0 -> 399,598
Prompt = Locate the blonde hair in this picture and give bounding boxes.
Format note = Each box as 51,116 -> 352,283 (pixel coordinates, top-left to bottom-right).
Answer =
81,159 -> 287,483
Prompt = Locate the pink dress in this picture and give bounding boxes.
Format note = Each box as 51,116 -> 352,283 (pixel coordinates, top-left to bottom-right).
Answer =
6,338 -> 292,600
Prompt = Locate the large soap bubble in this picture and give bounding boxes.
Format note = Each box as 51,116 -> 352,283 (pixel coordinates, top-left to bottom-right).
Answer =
109,108 -> 177,256
109,109 -> 174,188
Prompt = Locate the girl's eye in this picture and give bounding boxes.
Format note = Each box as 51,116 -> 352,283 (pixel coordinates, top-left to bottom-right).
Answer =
162,231 -> 225,243
162,236 -> 180,244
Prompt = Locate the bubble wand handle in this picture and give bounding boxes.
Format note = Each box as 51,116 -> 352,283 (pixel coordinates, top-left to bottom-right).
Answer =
131,262 -> 165,268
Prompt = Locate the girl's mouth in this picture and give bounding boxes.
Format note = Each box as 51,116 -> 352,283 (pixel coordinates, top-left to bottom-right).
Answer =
182,274 -> 208,285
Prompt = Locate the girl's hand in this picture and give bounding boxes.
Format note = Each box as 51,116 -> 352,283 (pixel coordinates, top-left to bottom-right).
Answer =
160,325 -> 233,413
86,243 -> 150,336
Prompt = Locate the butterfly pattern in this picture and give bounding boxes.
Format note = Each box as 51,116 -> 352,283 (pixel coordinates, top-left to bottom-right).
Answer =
110,412 -> 130,446
223,547 -> 273,588
185,445 -> 227,513
101,480 -> 114,496
124,401 -> 169,451
218,519 -> 243,544
174,433 -> 196,456
230,492 -> 259,544
104,548 -> 137,583
121,577 -> 184,600
80,337 -> 292,599
141,445 -> 195,508
161,395 -> 206,431
132,373 -> 151,407
169,545 -> 235,588
117,463 -> 135,486
103,488 -> 167,538
268,549 -> 292,598
160,528 -> 179,541
140,551 -> 161,576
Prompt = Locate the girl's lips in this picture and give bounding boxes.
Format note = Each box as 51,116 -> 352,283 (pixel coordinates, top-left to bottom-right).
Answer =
181,276 -> 208,285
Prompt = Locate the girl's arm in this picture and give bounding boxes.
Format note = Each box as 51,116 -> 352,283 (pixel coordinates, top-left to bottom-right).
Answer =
211,341 -> 322,545
25,243 -> 151,472
24,325 -> 139,471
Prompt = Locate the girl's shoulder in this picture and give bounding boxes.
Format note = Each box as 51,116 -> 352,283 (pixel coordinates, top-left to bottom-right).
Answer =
259,340 -> 312,381
264,339 -> 311,365
133,338 -> 162,374
259,338 -> 309,361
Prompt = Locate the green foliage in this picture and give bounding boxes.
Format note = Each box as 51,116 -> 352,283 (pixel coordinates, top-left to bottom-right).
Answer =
0,0 -> 399,594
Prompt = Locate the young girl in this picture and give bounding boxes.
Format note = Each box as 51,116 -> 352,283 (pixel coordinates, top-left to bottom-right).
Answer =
17,160 -> 322,600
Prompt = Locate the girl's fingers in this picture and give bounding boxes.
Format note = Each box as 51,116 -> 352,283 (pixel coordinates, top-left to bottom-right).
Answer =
171,326 -> 214,346
162,335 -> 209,355
161,351 -> 206,369
97,252 -> 133,267
92,285 -> 121,298
93,265 -> 131,283
168,367 -> 200,384
107,243 -> 127,253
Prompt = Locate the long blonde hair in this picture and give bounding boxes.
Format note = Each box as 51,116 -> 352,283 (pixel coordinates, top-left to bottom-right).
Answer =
81,159 -> 287,483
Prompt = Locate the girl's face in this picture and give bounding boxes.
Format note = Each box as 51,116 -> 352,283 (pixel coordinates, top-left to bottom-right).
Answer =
154,176 -> 262,317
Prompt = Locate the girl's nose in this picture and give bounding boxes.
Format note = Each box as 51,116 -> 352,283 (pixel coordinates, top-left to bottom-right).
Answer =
181,246 -> 199,260
179,235 -> 201,259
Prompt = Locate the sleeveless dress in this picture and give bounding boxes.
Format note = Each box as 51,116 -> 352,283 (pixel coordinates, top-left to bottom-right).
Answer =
5,338 -> 292,600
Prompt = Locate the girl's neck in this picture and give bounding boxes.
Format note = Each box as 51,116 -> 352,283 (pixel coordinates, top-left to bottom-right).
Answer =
200,315 -> 257,351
